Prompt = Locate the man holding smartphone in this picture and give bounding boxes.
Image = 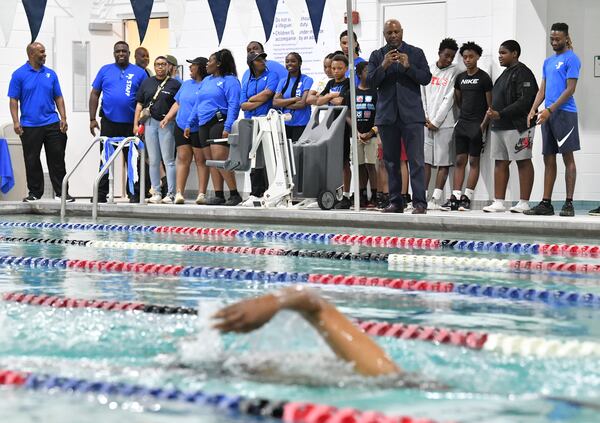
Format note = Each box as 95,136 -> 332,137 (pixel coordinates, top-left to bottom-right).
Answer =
367,19 -> 431,214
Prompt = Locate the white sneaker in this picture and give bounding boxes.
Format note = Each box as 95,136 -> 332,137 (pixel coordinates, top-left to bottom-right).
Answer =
427,199 -> 441,210
195,193 -> 206,205
174,192 -> 185,204
161,194 -> 175,204
483,200 -> 506,213
510,200 -> 530,213
147,193 -> 162,204
404,202 -> 414,212
242,195 -> 261,207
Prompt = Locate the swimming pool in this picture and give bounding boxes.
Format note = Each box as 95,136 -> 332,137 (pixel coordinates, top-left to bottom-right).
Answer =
0,216 -> 599,422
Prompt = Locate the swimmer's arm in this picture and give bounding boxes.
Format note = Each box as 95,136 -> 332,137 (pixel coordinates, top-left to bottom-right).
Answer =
213,287 -> 401,377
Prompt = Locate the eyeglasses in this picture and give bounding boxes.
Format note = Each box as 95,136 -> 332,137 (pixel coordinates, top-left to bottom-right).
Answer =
155,62 -> 168,67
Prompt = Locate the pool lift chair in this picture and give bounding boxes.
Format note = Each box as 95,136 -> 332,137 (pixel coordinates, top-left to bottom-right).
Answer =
206,109 -> 296,208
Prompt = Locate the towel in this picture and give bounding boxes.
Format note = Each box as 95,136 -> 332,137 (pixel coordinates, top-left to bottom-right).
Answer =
100,137 -> 145,195
0,138 -> 15,194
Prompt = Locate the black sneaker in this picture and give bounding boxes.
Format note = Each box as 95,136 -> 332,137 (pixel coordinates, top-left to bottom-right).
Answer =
225,194 -> 243,206
559,201 -> 575,217
334,196 -> 352,209
22,195 -> 40,202
524,201 -> 554,216
376,193 -> 390,209
589,206 -> 600,216
458,195 -> 471,211
402,193 -> 412,206
54,195 -> 75,203
440,195 -> 459,211
206,196 -> 226,206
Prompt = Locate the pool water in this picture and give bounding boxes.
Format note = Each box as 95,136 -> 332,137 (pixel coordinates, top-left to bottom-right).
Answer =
0,216 -> 599,422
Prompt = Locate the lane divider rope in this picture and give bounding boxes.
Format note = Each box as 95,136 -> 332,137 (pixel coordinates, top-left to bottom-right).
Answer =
0,236 -> 390,262
2,236 -> 600,277
1,292 -> 197,315
1,221 -> 598,258
5,292 -> 597,359
388,254 -> 600,276
0,369 -> 439,423
1,254 -> 599,309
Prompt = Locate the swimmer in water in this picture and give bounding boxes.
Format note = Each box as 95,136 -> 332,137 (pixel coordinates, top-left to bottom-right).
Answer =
213,285 -> 400,377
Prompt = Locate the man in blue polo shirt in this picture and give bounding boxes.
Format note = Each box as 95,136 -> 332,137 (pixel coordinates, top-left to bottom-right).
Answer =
8,42 -> 72,202
240,48 -> 282,200
89,41 -> 147,202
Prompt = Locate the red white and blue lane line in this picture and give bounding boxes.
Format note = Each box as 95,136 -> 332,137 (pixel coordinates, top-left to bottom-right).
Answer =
1,221 -> 598,258
1,236 -> 600,276
0,369 -> 440,423
4,292 -> 600,359
1,254 -> 600,309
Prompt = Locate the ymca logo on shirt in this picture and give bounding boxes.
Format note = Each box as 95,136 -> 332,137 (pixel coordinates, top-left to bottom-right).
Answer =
216,81 -> 224,87
46,73 -> 50,78
556,61 -> 564,70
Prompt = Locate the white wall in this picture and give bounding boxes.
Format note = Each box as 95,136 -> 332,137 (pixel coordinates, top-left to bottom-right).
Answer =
1,0 -> 598,202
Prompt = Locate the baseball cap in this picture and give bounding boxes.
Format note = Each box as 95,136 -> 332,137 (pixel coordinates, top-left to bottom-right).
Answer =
247,52 -> 267,66
186,57 -> 208,66
165,54 -> 178,66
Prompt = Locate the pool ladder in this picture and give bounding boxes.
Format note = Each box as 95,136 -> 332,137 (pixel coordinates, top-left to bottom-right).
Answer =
60,136 -> 146,220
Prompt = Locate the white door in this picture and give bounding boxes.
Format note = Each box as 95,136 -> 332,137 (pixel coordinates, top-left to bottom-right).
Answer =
54,16 -> 124,198
381,1 -> 447,66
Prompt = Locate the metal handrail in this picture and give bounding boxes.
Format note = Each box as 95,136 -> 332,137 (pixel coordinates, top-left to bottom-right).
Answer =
61,136 -> 146,219
92,136 -> 145,220
61,136 -> 105,218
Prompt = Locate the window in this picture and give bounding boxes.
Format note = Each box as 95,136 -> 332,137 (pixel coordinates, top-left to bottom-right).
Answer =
72,42 -> 90,112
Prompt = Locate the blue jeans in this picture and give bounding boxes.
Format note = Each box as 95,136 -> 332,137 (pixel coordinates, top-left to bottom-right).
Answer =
144,117 -> 175,195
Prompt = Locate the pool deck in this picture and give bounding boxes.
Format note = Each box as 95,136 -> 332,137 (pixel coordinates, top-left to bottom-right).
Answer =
2,199 -> 600,239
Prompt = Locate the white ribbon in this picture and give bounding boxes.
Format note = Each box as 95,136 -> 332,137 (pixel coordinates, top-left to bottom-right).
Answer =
68,0 -> 93,41
0,0 -> 18,46
165,0 -> 186,47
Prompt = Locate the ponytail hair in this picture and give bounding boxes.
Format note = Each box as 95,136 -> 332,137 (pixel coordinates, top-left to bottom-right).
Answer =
281,52 -> 303,98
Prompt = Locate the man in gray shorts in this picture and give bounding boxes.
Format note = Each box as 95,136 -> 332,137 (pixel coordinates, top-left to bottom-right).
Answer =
422,38 -> 460,210
484,40 -> 538,213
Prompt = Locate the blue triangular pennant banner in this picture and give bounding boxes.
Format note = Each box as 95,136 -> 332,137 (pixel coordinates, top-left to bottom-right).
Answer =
305,0 -> 326,42
22,0 -> 47,42
208,0 -> 231,45
255,0 -> 278,42
130,0 -> 154,43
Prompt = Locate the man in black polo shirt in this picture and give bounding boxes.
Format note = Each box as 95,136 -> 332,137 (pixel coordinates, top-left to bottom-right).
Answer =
367,19 -> 431,214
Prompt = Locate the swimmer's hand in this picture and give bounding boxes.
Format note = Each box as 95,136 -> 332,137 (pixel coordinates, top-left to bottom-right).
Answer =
213,287 -> 322,333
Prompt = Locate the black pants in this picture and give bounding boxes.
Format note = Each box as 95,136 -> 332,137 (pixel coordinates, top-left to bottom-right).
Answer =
20,122 -> 68,198
378,122 -> 426,208
98,118 -> 149,199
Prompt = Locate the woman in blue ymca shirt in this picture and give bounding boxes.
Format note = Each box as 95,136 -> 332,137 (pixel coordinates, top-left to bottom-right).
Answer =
273,53 -> 313,142
184,49 -> 242,206
161,57 -> 208,205
134,56 -> 181,204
